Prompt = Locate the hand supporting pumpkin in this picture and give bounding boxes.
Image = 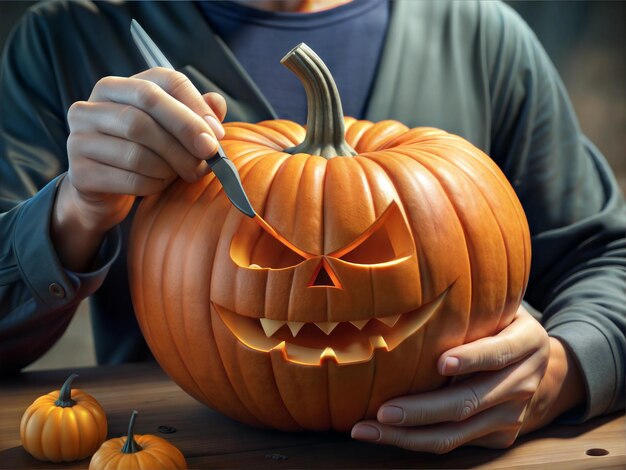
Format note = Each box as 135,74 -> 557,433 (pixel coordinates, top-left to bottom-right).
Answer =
351,306 -> 586,453
52,67 -> 227,271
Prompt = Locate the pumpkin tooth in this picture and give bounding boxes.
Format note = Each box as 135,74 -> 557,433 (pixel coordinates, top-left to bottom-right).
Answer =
314,321 -> 339,335
377,314 -> 401,328
286,321 -> 305,337
320,347 -> 337,363
260,318 -> 285,337
369,335 -> 389,350
349,319 -> 369,330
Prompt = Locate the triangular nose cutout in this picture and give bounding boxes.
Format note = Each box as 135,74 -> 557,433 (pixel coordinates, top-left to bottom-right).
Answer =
309,261 -> 340,288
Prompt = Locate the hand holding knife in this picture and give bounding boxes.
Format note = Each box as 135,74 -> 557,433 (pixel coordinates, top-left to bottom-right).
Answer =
130,19 -> 255,218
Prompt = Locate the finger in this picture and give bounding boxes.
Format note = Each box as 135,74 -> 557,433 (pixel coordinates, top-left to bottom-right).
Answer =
438,307 -> 548,376
68,100 -> 210,182
204,92 -> 227,123
89,76 -> 218,158
133,68 -> 225,138
353,402 -> 526,454
378,357 -> 541,426
69,155 -> 172,197
67,132 -> 175,180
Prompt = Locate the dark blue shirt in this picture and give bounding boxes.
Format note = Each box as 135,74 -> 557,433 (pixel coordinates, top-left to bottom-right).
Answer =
197,0 -> 389,124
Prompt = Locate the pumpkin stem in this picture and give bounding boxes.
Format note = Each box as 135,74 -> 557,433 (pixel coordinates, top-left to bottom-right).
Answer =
54,373 -> 78,407
281,43 -> 357,159
121,410 -> 143,454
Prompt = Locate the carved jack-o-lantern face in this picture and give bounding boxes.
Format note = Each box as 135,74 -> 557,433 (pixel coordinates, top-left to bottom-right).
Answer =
129,44 -> 530,432
214,201 -> 447,366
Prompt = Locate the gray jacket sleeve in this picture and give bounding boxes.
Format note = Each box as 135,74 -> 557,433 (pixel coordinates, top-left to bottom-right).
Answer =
485,3 -> 625,421
0,8 -> 121,374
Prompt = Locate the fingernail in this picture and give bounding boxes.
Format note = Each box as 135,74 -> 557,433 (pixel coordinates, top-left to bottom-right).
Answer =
351,424 -> 380,441
442,356 -> 460,375
204,115 -> 225,139
194,132 -> 217,156
379,406 -> 404,424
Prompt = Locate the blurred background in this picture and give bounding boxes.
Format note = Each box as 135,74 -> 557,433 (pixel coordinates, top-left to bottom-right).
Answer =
1,0 -> 624,371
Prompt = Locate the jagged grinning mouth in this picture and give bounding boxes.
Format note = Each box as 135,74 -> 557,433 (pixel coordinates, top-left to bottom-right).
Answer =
212,289 -> 448,365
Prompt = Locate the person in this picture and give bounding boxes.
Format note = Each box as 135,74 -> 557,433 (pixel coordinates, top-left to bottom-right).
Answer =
0,0 -> 623,454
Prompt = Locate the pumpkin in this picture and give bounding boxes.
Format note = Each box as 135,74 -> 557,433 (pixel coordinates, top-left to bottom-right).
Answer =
128,43 -> 530,431
89,410 -> 186,470
20,373 -> 108,462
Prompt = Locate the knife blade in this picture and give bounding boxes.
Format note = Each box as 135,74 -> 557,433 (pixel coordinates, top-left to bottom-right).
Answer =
130,19 -> 255,218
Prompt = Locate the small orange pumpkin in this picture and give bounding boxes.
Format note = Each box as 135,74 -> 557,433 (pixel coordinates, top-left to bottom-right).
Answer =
129,44 -> 531,431
20,373 -> 108,462
89,410 -> 187,470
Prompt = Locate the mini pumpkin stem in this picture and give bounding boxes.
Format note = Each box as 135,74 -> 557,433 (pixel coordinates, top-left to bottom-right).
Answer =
281,43 -> 357,159
121,410 -> 143,454
54,373 -> 78,408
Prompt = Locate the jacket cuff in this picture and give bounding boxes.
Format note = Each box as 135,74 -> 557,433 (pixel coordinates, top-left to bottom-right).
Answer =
548,320 -> 617,422
12,175 -> 121,310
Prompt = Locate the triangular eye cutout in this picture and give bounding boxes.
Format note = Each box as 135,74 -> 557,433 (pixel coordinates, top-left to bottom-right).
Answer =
231,213 -> 309,269
331,202 -> 414,265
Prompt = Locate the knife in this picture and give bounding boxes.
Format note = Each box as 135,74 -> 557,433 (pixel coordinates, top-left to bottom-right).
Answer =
130,19 -> 255,218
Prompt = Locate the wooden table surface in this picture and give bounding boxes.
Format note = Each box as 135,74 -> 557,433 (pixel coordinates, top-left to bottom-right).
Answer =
1,362 -> 624,469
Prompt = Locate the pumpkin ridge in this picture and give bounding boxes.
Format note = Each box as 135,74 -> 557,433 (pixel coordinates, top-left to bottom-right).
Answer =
356,120 -> 409,153
209,306 -> 272,424
404,152 -> 477,344
428,143 -> 528,329
418,141 -> 529,283
267,351 -> 305,430
37,404 -> 57,459
77,403 -> 98,456
448,143 -> 531,289
44,408 -> 63,461
359,152 -> 425,304
200,160 -> 273,423
352,155 -> 398,219
64,407 -> 80,461
427,150 -> 512,334
407,328 -> 427,397
157,182 -> 218,406
228,122 -> 295,149
287,158 -> 318,321
257,119 -> 306,146
132,178 -> 188,372
208,158 -> 290,423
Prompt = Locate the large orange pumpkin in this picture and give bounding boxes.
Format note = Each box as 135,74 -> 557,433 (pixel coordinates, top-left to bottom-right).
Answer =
129,44 -> 530,431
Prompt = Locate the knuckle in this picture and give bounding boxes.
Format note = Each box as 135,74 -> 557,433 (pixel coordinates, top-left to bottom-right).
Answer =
165,71 -> 191,95
161,142 -> 197,183
517,378 -> 540,399
67,101 -> 88,121
125,143 -> 144,172
134,81 -> 161,109
118,106 -> 147,141
433,437 -> 461,454
124,171 -> 139,190
455,387 -> 481,421
94,75 -> 115,90
496,336 -> 515,367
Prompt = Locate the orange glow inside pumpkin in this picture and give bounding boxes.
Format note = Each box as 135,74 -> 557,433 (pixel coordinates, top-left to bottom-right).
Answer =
230,201 -> 415,269
213,288 -> 447,365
